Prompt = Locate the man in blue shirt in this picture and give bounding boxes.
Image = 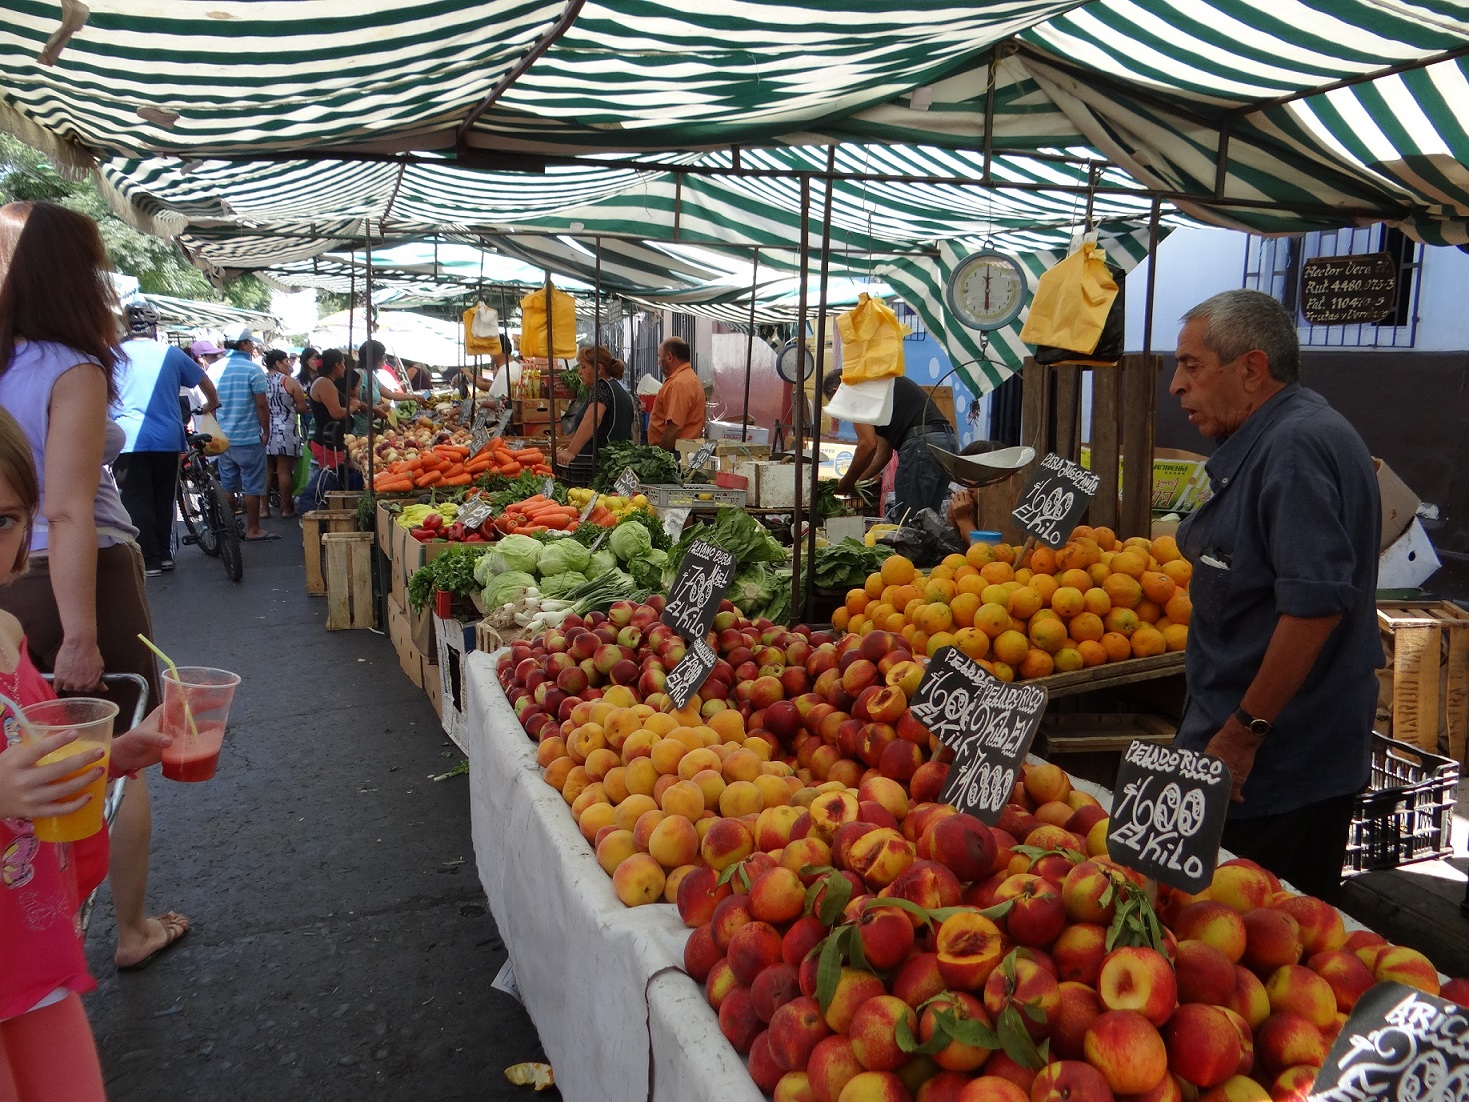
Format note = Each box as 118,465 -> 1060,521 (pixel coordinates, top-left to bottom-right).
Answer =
1171,289 -> 1381,901
214,326 -> 275,541
114,303 -> 220,574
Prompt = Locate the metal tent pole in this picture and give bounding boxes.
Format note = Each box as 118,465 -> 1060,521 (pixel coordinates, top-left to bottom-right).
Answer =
788,176 -> 812,626
592,237 -> 602,473
805,149 -> 837,623
544,269 -> 559,466
740,248 -> 759,444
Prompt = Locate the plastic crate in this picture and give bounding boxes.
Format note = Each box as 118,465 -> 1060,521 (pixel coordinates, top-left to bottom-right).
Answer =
1345,734 -> 1459,873
640,483 -> 747,508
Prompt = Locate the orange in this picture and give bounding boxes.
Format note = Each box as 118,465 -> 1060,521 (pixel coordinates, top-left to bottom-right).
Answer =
1101,573 -> 1144,610
847,613 -> 867,635
1091,527 -> 1117,551
903,597 -> 927,621
990,661 -> 1015,683
865,573 -> 886,599
1136,599 -> 1162,624
918,603 -> 953,635
927,631 -> 957,658
846,588 -> 870,614
1028,546 -> 1058,574
953,627 -> 990,661
979,562 -> 1015,585
1130,625 -> 1167,658
942,553 -> 969,572
1068,611 -> 1105,643
1149,534 -> 1180,563
1123,536 -> 1152,550
1103,608 -> 1140,637
1110,550 -> 1148,578
1087,562 -> 1112,585
1082,588 -> 1112,616
881,554 -> 917,587
884,612 -> 908,633
891,584 -> 921,610
1059,568 -> 1094,592
992,629 -> 1031,666
1007,586 -> 1043,620
1028,617 -> 1068,654
1161,559 -> 1193,588
1050,586 -> 1086,619
1140,571 -> 1177,605
966,542 -> 997,568
1069,525 -> 1094,543
924,578 -> 957,604
1100,632 -> 1133,663
900,623 -> 918,644
1013,567 -> 1033,586
949,592 -> 981,629
1077,639 -> 1108,667
975,603 -> 1012,638
909,629 -> 929,655
1053,647 -> 1085,673
867,602 -> 895,626
1162,623 -> 1189,652
1018,648 -> 1054,679
1164,593 -> 1192,625
832,607 -> 851,631
956,574 -> 987,598
980,583 -> 1010,606
992,543 -> 1017,565
1030,574 -> 1059,605
953,565 -> 979,582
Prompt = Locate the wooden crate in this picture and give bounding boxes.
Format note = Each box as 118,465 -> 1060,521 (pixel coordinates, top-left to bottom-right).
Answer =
324,532 -> 376,630
1377,600 -> 1469,762
324,490 -> 361,513
302,509 -> 357,596
1031,651 -> 1186,699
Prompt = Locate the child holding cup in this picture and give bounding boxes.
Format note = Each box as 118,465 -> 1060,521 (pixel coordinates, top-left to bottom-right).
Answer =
0,407 -> 173,1100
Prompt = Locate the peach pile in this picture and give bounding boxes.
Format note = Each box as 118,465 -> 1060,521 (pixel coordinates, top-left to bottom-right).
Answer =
834,530 -> 1190,681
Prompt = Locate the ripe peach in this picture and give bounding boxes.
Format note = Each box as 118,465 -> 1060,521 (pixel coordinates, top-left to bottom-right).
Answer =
782,915 -> 828,971
710,892 -> 756,951
750,1030 -> 788,1093
706,956 -> 738,1010
882,861 -> 963,925
915,990 -> 990,1072
983,954 -> 1059,1039
848,995 -> 918,1072
1242,908 -> 1303,973
757,804 -> 807,852
1200,1074 -> 1272,1101
835,1070 -> 909,1102
1050,981 -> 1103,1060
749,866 -> 807,925
1264,964 -> 1337,1028
683,922 -> 722,983
1210,864 -> 1275,914
922,813 -> 998,882
979,1052 -> 1037,1096
752,962 -> 803,1023
809,790 -> 861,842
1023,761 -> 1073,805
728,920 -> 787,987
824,967 -> 888,1033
782,836 -> 834,883
1030,1060 -> 1113,1102
850,903 -> 916,972
1084,1009 -> 1169,1095
1270,895 -> 1345,956
769,995 -> 832,1073
1343,928 -> 1387,967
908,760 -> 950,804
858,775 -> 910,822
1052,923 -> 1108,986
1270,1066 -> 1317,1101
1256,1012 -> 1327,1076
1439,976 -> 1469,1009
807,1034 -> 865,1102
886,952 -> 942,1011
596,828 -> 640,877
1098,947 -> 1177,1026
612,852 -> 666,906
1061,860 -> 1128,925
1163,1003 -> 1243,1089
1225,964 -> 1271,1029
648,813 -> 701,869
701,816 -> 756,871
847,827 -> 918,890
1173,901 -> 1248,963
1175,939 -> 1238,1005
719,984 -> 764,1054
934,911 -> 1005,991
1372,944 -> 1440,995
995,874 -> 1067,948
954,1076 -> 1028,1102
1306,949 -> 1375,1013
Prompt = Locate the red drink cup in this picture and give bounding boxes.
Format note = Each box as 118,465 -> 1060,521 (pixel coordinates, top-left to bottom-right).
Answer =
159,667 -> 241,782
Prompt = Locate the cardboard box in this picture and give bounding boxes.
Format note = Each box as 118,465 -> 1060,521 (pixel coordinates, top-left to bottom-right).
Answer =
1378,517 -> 1440,591
1081,446 -> 1212,515
389,520 -> 455,609
433,614 -> 479,752
376,501 -> 396,559
387,597 -> 425,689
707,420 -> 769,445
1374,458 -> 1420,552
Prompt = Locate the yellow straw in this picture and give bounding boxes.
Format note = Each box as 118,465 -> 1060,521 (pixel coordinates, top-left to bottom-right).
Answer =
137,634 -> 200,742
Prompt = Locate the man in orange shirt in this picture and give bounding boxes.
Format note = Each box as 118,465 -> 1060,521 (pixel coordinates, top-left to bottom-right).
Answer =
647,337 -> 706,450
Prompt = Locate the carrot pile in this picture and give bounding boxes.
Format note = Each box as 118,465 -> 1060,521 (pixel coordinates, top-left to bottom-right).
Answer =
491,495 -> 619,535
373,441 -> 551,493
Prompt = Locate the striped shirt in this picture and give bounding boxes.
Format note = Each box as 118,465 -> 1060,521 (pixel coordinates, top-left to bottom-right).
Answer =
214,351 -> 268,444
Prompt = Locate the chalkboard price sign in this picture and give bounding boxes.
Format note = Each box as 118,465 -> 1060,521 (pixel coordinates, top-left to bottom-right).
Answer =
1301,253 -> 1398,326
1306,982 -> 1469,1101
614,466 -> 640,498
666,637 -> 719,711
688,441 -> 717,472
661,539 -> 736,643
908,646 -> 1047,824
1106,741 -> 1231,894
1012,453 -> 1101,548
456,498 -> 493,533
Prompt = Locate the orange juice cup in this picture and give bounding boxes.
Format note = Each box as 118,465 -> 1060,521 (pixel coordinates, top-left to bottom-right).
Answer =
160,667 -> 241,783
24,697 -> 119,843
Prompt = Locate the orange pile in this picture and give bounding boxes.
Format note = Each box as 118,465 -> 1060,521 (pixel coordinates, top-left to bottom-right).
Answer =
831,525 -> 1192,682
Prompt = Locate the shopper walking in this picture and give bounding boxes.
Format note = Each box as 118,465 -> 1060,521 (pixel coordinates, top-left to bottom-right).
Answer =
0,199 -> 189,975
114,303 -> 220,575
263,349 -> 307,520
214,327 -> 275,542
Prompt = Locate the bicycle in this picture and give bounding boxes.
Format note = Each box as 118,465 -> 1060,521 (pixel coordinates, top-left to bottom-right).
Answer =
176,431 -> 243,583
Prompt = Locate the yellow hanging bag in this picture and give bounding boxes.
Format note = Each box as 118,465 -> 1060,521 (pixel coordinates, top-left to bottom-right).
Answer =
519,284 -> 577,360
462,302 -> 503,357
1018,238 -> 1119,358
836,293 -> 909,383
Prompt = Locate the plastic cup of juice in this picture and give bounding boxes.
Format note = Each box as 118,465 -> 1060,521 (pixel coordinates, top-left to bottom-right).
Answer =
24,697 -> 119,843
159,667 -> 241,782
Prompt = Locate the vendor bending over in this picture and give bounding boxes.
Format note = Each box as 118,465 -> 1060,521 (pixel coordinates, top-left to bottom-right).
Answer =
829,371 -> 957,520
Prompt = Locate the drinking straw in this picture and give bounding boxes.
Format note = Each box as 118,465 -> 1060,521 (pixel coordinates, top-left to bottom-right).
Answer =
0,691 -> 40,741
137,634 -> 200,741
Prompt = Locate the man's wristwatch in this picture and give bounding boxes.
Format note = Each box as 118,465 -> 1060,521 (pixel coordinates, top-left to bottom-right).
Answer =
1232,707 -> 1273,738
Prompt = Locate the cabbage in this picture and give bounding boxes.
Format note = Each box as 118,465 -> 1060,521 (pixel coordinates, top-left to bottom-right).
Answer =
488,534 -> 543,575
539,571 -> 589,598
588,549 -> 617,575
482,570 -> 537,609
627,548 -> 667,591
537,538 -> 590,577
608,521 -> 652,564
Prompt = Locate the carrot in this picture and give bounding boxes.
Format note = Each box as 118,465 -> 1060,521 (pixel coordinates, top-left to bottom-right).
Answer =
439,445 -> 470,458
441,473 -> 472,487
510,448 -> 545,463
500,462 -> 522,477
415,469 -> 442,488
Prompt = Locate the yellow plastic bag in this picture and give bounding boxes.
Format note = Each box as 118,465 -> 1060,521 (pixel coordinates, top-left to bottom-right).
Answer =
462,302 -> 503,357
1018,240 -> 1118,357
519,284 -> 576,360
836,293 -> 909,383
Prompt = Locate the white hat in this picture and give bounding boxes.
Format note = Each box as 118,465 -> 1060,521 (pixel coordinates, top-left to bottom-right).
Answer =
226,325 -> 257,345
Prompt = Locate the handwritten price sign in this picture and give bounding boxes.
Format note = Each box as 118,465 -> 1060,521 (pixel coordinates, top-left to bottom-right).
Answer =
1306,982 -> 1469,1101
661,540 -> 736,643
1106,741 -> 1230,894
687,441 -> 717,472
614,466 -> 640,498
908,646 -> 1047,824
1011,453 -> 1100,549
1301,253 -> 1398,326
666,637 -> 718,711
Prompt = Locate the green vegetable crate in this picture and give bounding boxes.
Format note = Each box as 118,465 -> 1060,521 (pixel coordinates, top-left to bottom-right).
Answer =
641,483 -> 747,508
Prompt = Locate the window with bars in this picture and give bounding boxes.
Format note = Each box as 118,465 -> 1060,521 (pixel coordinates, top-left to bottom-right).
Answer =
1242,226 -> 1422,348
893,302 -> 928,341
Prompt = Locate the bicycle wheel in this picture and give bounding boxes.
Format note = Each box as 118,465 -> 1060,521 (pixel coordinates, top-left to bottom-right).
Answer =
210,486 -> 243,582
180,467 -> 219,556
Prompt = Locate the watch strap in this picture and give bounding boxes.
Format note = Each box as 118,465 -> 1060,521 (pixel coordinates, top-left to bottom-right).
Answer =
1232,707 -> 1272,737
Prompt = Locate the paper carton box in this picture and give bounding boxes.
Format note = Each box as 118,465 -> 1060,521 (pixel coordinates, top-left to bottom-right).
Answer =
1373,458 -> 1420,552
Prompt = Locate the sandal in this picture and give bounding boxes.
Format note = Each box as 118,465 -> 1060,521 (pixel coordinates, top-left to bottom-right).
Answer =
117,912 -> 190,971
243,531 -> 281,542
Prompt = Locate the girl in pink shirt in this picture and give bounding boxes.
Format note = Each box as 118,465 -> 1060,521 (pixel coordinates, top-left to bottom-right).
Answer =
0,407 -> 171,1101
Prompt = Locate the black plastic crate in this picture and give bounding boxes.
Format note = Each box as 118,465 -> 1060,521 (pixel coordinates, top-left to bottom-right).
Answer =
1344,734 -> 1459,873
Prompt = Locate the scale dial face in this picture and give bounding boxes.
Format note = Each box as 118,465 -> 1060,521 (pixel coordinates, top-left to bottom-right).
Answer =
945,250 -> 1028,331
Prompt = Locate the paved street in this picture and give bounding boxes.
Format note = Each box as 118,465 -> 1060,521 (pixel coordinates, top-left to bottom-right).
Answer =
80,517 -> 556,1101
